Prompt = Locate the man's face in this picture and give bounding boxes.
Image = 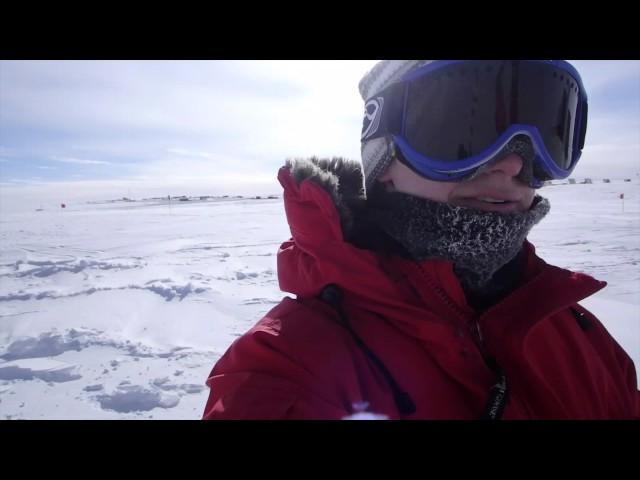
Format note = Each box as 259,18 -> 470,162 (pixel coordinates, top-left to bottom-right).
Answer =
378,153 -> 536,213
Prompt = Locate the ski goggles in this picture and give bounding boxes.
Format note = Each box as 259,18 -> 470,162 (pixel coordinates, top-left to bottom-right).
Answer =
361,60 -> 588,187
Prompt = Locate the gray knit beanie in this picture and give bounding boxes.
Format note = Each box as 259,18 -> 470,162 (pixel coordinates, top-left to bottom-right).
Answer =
358,60 -> 541,192
359,60 -> 434,191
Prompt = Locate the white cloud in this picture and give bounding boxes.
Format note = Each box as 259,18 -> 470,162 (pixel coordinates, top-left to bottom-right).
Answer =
166,148 -> 216,160
0,61 -> 376,139
5,178 -> 45,185
0,146 -> 18,160
570,60 -> 640,94
50,156 -> 111,165
586,143 -> 640,152
1,61 -> 379,183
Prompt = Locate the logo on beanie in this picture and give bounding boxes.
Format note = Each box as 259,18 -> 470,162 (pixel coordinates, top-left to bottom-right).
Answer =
361,97 -> 384,141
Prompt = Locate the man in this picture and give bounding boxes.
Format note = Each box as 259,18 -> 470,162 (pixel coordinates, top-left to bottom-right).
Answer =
203,60 -> 639,419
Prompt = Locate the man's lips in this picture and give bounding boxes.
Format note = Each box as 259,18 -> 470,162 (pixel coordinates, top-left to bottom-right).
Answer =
454,193 -> 525,212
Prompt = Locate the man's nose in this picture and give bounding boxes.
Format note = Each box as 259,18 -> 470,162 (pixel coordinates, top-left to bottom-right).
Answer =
485,153 -> 525,178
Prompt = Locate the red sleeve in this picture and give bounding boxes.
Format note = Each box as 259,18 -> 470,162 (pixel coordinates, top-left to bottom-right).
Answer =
581,305 -> 640,418
202,324 -> 348,420
623,356 -> 640,419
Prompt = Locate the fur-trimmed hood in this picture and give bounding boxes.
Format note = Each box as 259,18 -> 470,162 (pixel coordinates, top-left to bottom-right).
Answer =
276,156 -> 421,303
284,157 -> 367,239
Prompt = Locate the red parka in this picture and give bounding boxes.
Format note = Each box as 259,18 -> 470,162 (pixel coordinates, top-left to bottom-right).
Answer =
204,163 -> 639,419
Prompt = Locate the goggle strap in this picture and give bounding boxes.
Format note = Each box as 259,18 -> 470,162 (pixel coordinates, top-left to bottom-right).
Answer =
578,102 -> 588,151
362,82 -> 405,142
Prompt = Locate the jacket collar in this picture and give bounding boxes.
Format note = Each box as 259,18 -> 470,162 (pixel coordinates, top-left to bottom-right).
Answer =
277,158 -> 606,340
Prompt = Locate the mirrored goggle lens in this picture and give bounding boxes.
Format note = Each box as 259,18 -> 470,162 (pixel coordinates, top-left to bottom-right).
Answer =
403,60 -> 585,170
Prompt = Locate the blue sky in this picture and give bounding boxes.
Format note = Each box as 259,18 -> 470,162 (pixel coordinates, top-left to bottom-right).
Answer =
1,60 -> 639,201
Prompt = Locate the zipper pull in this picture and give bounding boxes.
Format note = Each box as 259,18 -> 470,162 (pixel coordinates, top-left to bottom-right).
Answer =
474,320 -> 484,346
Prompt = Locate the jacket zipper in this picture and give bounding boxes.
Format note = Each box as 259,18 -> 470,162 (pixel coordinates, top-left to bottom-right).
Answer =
411,262 -> 509,419
410,262 -> 470,323
410,262 -> 489,351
